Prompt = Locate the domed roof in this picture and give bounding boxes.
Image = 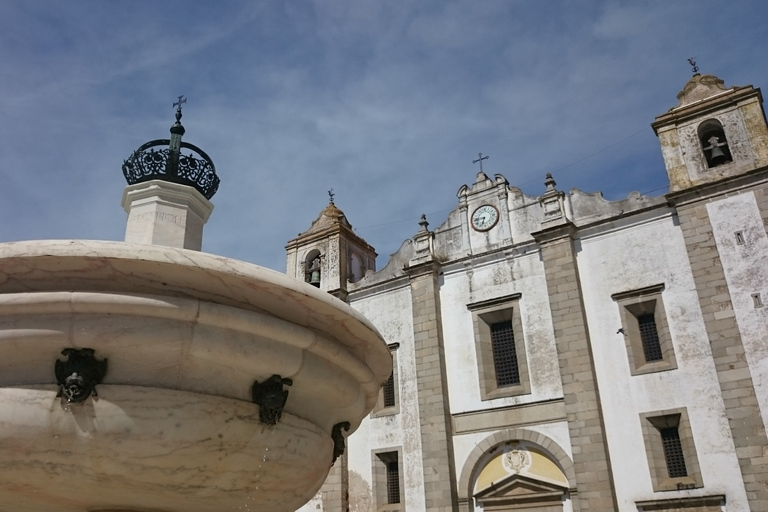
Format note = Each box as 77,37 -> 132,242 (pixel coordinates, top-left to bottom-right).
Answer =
676,74 -> 730,107
299,201 -> 353,236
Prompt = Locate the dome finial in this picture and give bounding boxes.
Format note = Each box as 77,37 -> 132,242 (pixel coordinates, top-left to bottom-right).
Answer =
170,95 -> 187,137
328,188 -> 335,205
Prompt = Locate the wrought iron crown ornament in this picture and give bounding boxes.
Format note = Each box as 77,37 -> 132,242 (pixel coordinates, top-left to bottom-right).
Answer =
122,96 -> 220,199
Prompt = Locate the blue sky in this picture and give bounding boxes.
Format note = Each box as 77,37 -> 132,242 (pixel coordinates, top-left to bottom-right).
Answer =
1,1 -> 766,272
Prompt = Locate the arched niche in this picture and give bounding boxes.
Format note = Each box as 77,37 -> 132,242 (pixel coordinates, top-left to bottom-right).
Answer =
458,428 -> 576,512
697,118 -> 732,168
304,248 -> 322,288
348,251 -> 365,283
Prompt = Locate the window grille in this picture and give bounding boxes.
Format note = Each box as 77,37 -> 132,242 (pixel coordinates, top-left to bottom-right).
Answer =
660,427 -> 688,478
383,373 -> 396,408
638,313 -> 663,362
386,459 -> 400,504
491,320 -> 520,387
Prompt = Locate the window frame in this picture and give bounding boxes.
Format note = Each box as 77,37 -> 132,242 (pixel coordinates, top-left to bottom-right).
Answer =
371,343 -> 400,417
372,448 -> 404,511
612,284 -> 677,376
640,408 -> 703,492
467,294 -> 530,401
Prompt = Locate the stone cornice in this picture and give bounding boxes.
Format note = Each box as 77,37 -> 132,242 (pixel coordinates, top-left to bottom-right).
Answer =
666,165 -> 768,207
531,221 -> 577,245
403,259 -> 441,279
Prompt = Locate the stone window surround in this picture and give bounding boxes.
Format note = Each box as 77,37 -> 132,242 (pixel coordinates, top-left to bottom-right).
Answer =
371,343 -> 401,417
467,293 -> 531,401
612,284 -> 678,376
640,408 -> 703,492
372,447 -> 404,511
635,494 -> 725,511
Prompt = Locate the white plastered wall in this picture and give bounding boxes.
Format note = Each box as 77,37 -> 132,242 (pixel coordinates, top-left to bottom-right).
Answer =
440,251 -> 563,413
347,286 -> 426,511
577,214 -> 749,510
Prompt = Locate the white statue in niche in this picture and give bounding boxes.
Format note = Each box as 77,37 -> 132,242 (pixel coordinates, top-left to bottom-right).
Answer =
502,444 -> 531,474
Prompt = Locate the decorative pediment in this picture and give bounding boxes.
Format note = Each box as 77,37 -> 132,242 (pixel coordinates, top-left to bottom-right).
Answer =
475,474 -> 567,509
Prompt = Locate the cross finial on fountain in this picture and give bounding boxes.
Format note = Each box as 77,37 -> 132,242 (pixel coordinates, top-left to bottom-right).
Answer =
173,95 -> 187,124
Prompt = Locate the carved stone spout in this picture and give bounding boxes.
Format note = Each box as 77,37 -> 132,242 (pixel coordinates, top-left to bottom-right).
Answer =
251,374 -> 293,425
54,348 -> 108,403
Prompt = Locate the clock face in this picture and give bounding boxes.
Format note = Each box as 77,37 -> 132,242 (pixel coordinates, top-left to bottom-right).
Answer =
471,205 -> 499,231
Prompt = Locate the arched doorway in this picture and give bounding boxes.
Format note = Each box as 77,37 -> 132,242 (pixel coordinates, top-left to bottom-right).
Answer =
472,441 -> 569,511
458,428 -> 576,512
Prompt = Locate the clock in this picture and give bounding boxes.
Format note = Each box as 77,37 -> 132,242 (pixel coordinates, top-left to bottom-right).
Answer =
471,205 -> 499,231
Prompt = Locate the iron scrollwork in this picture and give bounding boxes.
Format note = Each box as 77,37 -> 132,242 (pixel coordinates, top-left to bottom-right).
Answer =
331,421 -> 350,466
251,375 -> 293,426
122,139 -> 220,200
55,348 -> 108,403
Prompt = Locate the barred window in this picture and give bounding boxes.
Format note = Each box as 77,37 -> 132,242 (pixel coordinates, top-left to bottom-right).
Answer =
383,373 -> 396,408
612,284 -> 677,376
468,294 -> 530,400
660,427 -> 688,478
641,409 -> 701,491
374,450 -> 403,509
491,320 -> 520,387
386,459 -> 401,504
638,313 -> 663,362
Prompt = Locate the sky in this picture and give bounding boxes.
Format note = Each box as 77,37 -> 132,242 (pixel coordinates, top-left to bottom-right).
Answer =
1,1 -> 767,272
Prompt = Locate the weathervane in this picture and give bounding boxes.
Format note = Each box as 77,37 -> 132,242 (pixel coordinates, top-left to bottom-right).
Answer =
687,57 -> 699,75
473,153 -> 489,173
328,188 -> 335,203
173,95 -> 187,112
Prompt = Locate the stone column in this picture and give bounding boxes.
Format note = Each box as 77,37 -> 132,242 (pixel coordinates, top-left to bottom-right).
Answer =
121,179 -> 213,251
407,261 -> 458,512
534,223 -> 617,512
674,198 -> 768,511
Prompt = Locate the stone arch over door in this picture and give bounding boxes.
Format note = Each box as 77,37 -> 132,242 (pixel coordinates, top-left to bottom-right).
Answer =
457,428 -> 576,511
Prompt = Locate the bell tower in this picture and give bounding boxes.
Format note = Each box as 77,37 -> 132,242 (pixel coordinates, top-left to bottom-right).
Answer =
652,71 -> 768,192
285,195 -> 376,301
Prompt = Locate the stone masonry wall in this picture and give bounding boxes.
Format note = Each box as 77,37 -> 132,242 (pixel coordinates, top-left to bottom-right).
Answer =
537,228 -> 617,512
408,265 -> 459,512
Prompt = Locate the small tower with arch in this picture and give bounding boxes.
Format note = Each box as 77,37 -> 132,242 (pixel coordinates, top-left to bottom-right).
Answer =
285,193 -> 377,301
652,70 -> 768,193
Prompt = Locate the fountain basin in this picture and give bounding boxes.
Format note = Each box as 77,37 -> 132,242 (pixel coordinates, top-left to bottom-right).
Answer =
0,240 -> 391,511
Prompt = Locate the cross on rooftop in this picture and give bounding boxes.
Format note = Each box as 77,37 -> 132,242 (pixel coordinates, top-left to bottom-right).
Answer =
473,153 -> 489,172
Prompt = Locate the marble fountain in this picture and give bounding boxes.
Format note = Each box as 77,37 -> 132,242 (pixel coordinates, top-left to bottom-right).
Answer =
0,106 -> 391,512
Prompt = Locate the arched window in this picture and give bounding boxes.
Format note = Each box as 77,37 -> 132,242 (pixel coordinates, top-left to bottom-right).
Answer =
698,119 -> 732,168
304,249 -> 321,288
348,252 -> 365,283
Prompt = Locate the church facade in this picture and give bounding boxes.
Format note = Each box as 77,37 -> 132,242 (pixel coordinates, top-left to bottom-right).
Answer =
291,73 -> 768,512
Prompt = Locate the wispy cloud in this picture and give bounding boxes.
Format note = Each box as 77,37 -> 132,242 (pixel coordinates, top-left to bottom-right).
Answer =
1,0 -> 766,271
